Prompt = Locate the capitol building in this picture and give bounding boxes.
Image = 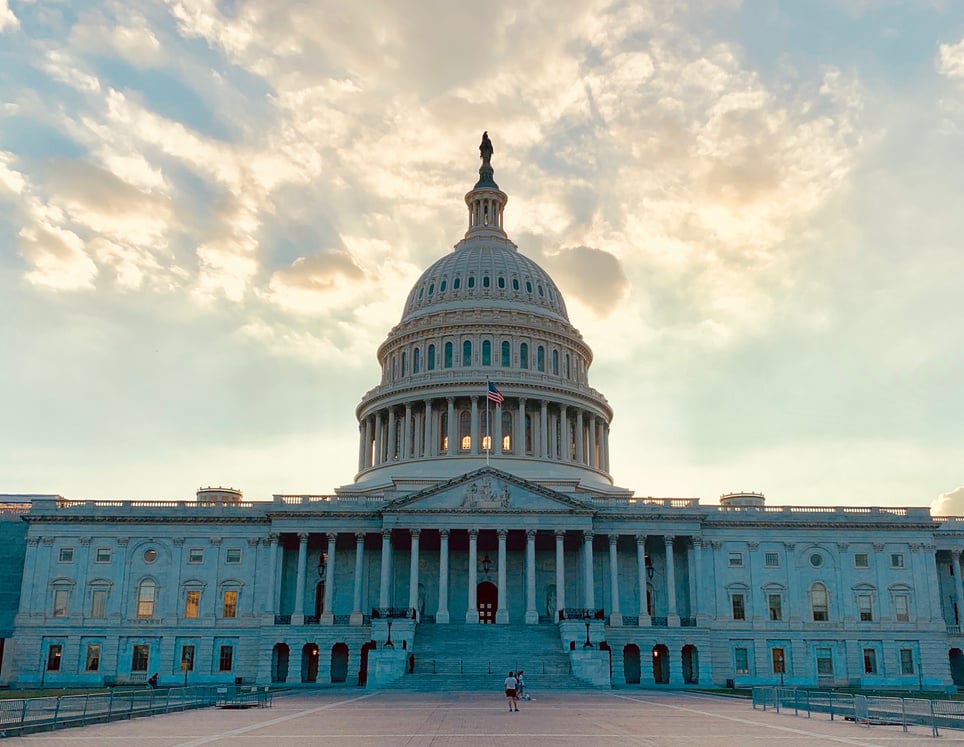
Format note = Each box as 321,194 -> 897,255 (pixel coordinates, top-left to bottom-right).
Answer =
2,137 -> 964,692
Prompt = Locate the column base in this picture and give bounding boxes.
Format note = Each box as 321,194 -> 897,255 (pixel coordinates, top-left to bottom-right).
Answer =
609,613 -> 623,627
525,611 -> 539,624
291,613 -> 305,625
320,612 -> 335,625
465,610 -> 479,624
638,615 -> 651,627
668,614 -> 681,627
350,611 -> 364,626
495,609 -> 509,624
435,611 -> 450,624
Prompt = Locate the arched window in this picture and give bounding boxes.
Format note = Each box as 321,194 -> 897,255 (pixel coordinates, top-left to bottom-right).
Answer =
444,342 -> 453,369
566,353 -> 571,379
811,582 -> 829,621
520,343 -> 529,370
512,278 -> 520,291
137,579 -> 156,619
502,411 -> 512,452
537,345 -> 545,372
552,349 -> 559,375
462,340 -> 472,367
440,279 -> 447,292
498,276 -> 506,289
525,280 -> 532,293
427,344 -> 436,371
482,340 -> 491,366
413,348 -> 421,374
483,275 -> 491,288
401,351 -> 407,377
468,275 -> 476,289
428,283 -> 434,296
501,341 -> 511,367
459,411 -> 471,451
454,276 -> 461,290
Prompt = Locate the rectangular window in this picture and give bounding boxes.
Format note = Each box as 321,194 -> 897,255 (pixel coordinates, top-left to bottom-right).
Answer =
131,644 -> 149,672
185,590 -> 201,619
764,552 -> 780,568
225,548 -> 242,564
854,552 -> 869,568
728,552 -> 744,568
895,594 -> 910,622
816,647 -> 833,676
857,594 -> 873,622
863,648 -> 878,674
218,645 -> 234,672
891,553 -> 905,568
53,589 -> 69,618
771,647 -> 786,674
768,594 -> 783,621
900,648 -> 915,675
812,586 -> 829,621
188,549 -> 204,564
91,589 -> 107,619
96,547 -> 112,563
731,593 -> 746,621
46,644 -> 62,671
180,645 -> 195,673
734,647 -> 749,674
58,547 -> 74,563
223,590 -> 238,619
85,644 -> 101,672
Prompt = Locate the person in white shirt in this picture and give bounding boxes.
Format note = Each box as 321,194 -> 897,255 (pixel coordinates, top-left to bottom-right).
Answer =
503,671 -> 519,711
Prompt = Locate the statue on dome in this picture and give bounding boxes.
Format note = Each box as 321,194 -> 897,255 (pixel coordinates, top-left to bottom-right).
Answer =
479,131 -> 493,166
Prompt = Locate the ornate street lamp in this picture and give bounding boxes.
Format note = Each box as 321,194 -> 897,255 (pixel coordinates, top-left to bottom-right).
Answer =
481,553 -> 492,574
317,551 -> 328,579
645,555 -> 655,579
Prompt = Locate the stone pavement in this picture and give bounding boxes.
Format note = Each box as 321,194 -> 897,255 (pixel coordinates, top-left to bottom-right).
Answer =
6,689 -> 964,746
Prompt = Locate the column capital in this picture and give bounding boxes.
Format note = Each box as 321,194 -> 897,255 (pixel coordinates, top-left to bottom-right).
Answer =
439,528 -> 450,538
410,528 -> 421,539
783,542 -> 795,551
247,538 -> 259,547
382,529 -> 393,540
326,532 -> 337,544
747,541 -> 759,551
526,529 -> 537,540
447,396 -> 455,403
583,530 -> 594,542
268,533 -> 279,544
468,528 -> 479,538
297,532 -> 309,542
355,532 -> 366,542
609,534 -> 619,547
172,537 -> 184,547
554,529 -> 566,539
635,534 -> 647,546
663,535 -> 675,545
497,529 -> 508,540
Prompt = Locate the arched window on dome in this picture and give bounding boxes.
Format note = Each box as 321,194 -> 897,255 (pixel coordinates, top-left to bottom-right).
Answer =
462,340 -> 472,367
552,349 -> 559,375
565,353 -> 571,379
428,283 -> 435,296
444,342 -> 453,369
512,277 -> 520,291
483,275 -> 490,288
520,343 -> 529,370
459,410 -> 471,451
401,351 -> 407,377
501,341 -> 511,367
413,348 -> 421,374
525,280 -> 533,293
418,287 -> 424,300
537,345 -> 545,372
498,276 -> 506,289
502,411 -> 512,453
440,279 -> 447,293
468,275 -> 476,289
454,276 -> 461,290
538,284 -> 544,297
482,340 -> 491,366
428,344 -> 436,371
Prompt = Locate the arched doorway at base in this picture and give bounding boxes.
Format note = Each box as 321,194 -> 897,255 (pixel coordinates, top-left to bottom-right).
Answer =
478,581 -> 497,624
652,644 -> 669,684
950,648 -> 964,687
623,644 -> 641,684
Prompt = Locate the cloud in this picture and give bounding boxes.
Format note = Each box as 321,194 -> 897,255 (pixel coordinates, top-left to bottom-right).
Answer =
543,246 -> 628,316
938,38 -> 964,80
18,223 -> 98,290
0,0 -> 18,33
932,486 -> 964,516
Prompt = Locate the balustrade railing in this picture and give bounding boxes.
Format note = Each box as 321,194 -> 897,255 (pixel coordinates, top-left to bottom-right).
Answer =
559,608 -> 605,620
372,607 -> 416,619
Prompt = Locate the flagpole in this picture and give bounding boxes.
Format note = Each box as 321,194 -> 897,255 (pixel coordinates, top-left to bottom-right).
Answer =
485,377 -> 490,466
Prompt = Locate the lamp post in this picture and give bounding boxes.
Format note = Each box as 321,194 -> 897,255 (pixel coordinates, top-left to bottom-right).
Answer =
775,650 -> 785,688
584,621 -> 592,648
385,620 -> 394,648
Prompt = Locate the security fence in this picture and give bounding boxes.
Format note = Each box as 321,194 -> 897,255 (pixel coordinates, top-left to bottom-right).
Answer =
0,684 -> 272,738
752,686 -> 964,737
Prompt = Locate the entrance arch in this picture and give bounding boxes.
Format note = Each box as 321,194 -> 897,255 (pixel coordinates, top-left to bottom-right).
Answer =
359,641 -> 376,686
682,644 -> 698,684
478,581 -> 498,624
623,644 -> 641,684
652,644 -> 669,684
271,643 -> 289,683
330,642 -> 349,683
301,643 -> 319,683
951,648 -> 964,687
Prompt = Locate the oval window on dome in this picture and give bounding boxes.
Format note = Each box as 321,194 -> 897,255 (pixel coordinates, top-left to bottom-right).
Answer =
483,275 -> 490,288
428,283 -> 435,296
512,278 -> 520,291
440,280 -> 447,292
468,275 -> 476,289
525,280 -> 533,293
418,287 -> 424,299
498,276 -> 505,289
454,277 -> 461,290
537,284 -> 544,296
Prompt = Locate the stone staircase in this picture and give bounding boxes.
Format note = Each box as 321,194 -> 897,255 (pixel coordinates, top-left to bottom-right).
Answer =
384,622 -> 590,691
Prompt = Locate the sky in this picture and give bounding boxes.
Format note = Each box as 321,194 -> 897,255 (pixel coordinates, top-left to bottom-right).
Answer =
1,0 -> 962,512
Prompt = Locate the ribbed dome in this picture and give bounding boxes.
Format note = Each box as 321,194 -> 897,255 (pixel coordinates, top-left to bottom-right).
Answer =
401,241 -> 569,324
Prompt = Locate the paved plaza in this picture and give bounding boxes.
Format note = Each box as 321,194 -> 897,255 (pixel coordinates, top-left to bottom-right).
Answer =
6,689 -> 964,746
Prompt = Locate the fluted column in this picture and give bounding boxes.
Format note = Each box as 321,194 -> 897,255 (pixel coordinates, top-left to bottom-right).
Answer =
364,417 -> 373,467
555,530 -> 566,618
525,529 -> 538,624
402,403 -> 412,459
379,530 -> 392,609
321,532 -> 336,624
516,397 -> 526,455
387,408 -> 396,461
583,531 -> 596,609
470,396 -> 480,455
636,534 -> 651,626
559,405 -> 569,461
437,529 -> 450,623
447,397 -> 456,455
265,533 -> 279,617
575,410 -> 584,464
292,532 -> 309,624
423,398 -> 433,457
588,415 -> 597,468
609,534 -> 622,625
466,529 -> 479,623
407,529 -> 421,620
540,400 -> 549,458
665,535 -> 679,626
357,423 -> 366,471
373,411 -> 383,465
496,529 -> 509,623
350,533 -> 365,625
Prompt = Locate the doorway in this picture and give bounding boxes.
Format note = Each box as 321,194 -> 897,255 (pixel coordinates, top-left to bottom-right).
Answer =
478,581 -> 498,624
330,643 -> 348,683
682,644 -> 698,684
950,648 -> 964,687
271,643 -> 289,683
652,644 -> 669,684
623,644 -> 641,684
301,643 -> 319,683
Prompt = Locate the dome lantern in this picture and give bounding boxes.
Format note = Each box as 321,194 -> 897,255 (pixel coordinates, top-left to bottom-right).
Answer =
464,131 -> 508,240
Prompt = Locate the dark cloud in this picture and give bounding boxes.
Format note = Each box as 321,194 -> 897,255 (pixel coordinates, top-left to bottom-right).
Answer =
543,245 -> 628,316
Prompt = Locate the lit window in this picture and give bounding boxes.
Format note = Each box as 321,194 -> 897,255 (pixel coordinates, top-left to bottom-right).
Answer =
728,552 -> 743,568
85,644 -> 101,672
771,647 -> 786,674
811,583 -> 829,621
854,553 -> 869,568
59,547 -> 74,563
816,647 -> 833,676
899,648 -> 915,675
90,589 -> 107,618
185,590 -> 200,619
894,594 -> 910,622
181,645 -> 195,672
137,579 -> 156,618
891,553 -> 905,568
189,549 -> 204,563
53,589 -> 69,617
219,645 -> 234,672
734,647 -> 749,674
764,552 -> 780,568
223,590 -> 238,618
857,593 -> 873,622
731,593 -> 746,621
96,547 -> 111,563
225,548 -> 241,564
768,594 -> 782,621
863,648 -> 877,674
47,644 -> 62,671
131,644 -> 149,672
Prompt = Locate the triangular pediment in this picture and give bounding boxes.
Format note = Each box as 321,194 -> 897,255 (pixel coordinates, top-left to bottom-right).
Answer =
383,468 -> 593,514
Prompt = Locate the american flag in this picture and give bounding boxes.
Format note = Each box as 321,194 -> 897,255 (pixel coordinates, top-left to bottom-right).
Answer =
487,381 -> 505,405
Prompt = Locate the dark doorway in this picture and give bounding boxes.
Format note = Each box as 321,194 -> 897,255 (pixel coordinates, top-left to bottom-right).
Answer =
478,581 -> 498,624
302,643 -> 319,683
652,644 -> 669,684
331,643 -> 349,683
359,641 -> 376,686
271,643 -> 289,683
682,644 -> 698,684
315,581 -> 325,619
623,644 -> 641,684
951,648 -> 964,687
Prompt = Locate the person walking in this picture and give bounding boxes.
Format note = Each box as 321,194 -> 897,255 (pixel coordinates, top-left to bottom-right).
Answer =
503,671 -> 519,712
516,670 -> 526,700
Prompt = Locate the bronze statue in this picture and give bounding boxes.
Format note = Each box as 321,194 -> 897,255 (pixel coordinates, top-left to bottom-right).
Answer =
480,131 -> 493,166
